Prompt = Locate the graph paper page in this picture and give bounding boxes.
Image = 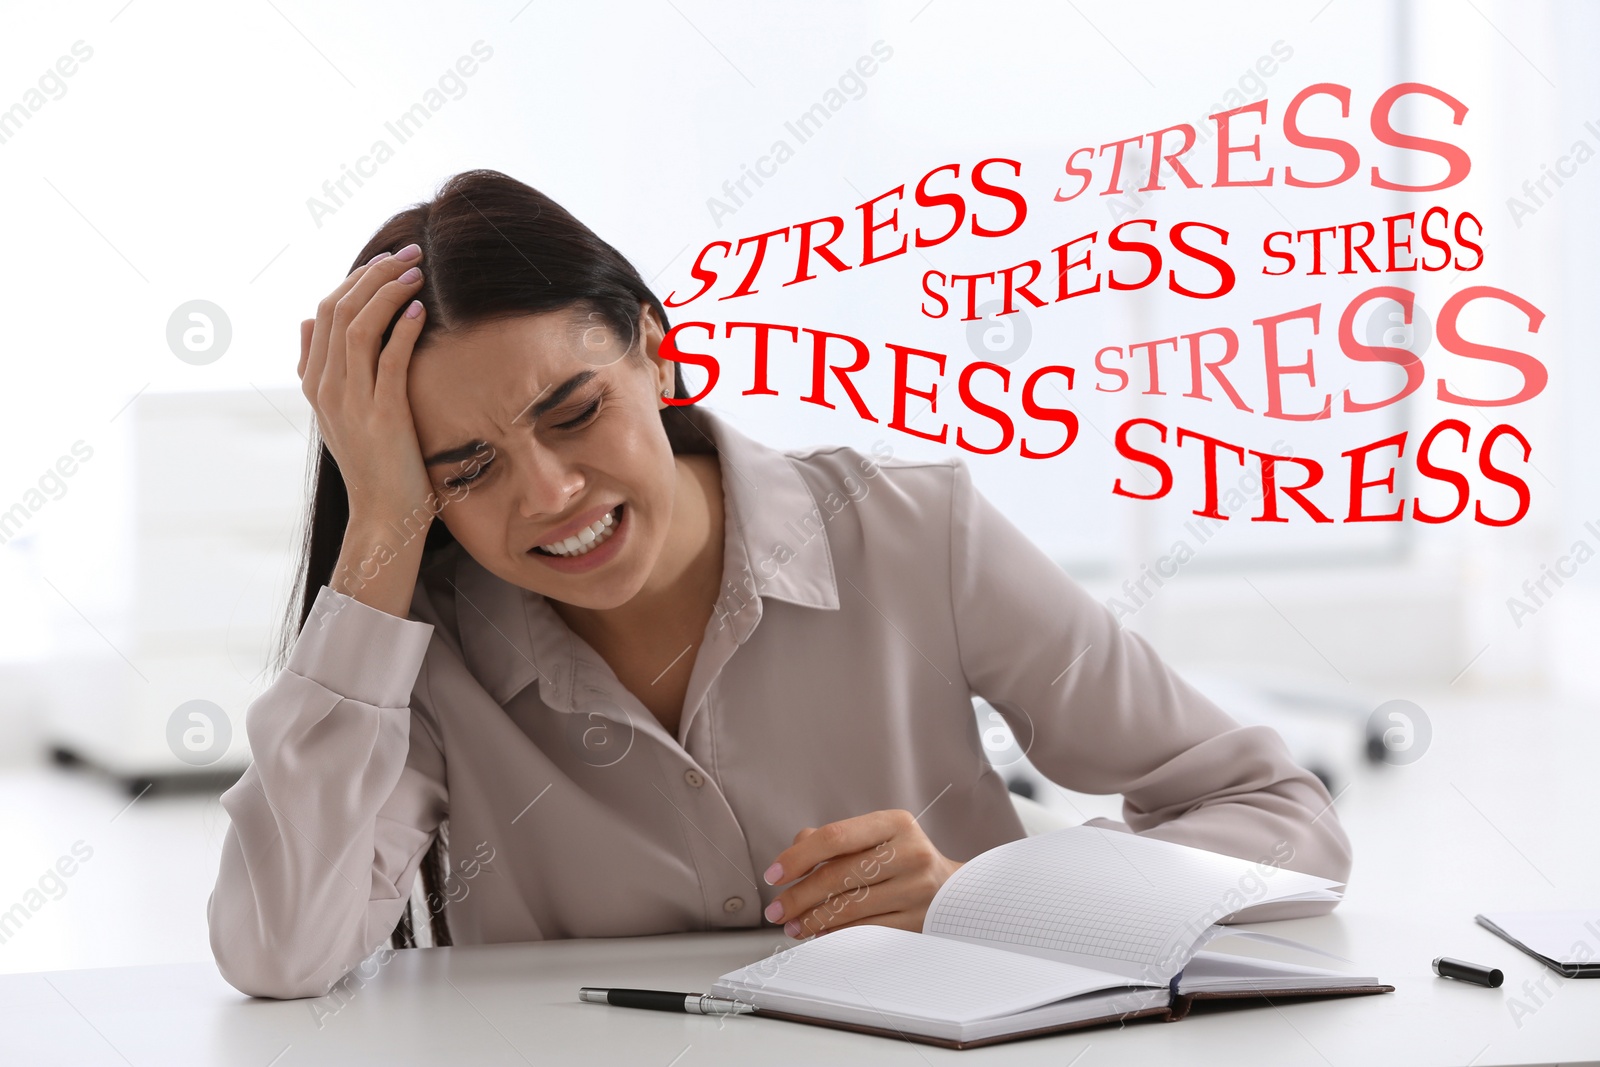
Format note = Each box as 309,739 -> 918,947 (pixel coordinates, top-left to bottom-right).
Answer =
711,924 -> 1152,1024
923,826 -> 1340,979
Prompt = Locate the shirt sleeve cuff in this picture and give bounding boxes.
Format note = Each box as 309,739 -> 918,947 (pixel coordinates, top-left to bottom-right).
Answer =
284,584 -> 435,709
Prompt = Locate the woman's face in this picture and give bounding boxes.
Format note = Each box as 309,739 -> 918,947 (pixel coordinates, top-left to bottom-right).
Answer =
407,304 -> 679,610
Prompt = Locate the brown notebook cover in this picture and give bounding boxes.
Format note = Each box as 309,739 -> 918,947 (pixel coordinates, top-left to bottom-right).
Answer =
747,1003 -> 1173,1050
1167,983 -> 1397,1021
742,983 -> 1395,1050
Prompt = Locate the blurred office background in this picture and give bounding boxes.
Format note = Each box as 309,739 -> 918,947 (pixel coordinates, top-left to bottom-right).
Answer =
1,0 -> 1595,976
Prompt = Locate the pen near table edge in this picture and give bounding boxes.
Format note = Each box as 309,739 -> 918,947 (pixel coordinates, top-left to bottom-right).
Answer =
578,987 -> 758,1015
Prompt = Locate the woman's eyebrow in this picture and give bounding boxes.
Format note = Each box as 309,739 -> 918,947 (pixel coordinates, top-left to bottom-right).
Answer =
520,369 -> 597,423
423,370 -> 597,467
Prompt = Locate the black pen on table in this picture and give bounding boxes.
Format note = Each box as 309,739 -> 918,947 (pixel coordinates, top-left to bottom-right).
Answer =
579,987 -> 757,1015
1432,957 -> 1503,988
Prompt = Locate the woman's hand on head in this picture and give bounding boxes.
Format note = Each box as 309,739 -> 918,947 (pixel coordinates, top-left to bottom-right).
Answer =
760,809 -> 965,940
299,245 -> 435,525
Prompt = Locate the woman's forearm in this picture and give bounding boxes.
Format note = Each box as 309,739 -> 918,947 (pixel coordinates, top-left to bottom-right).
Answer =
209,584 -> 444,998
944,456 -> 1354,896
329,511 -> 431,620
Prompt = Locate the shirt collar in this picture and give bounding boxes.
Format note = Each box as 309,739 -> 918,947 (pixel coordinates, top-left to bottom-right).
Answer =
449,405 -> 840,709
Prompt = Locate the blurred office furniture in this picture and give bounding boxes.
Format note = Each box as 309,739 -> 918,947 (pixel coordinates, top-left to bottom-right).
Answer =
42,388 -> 310,795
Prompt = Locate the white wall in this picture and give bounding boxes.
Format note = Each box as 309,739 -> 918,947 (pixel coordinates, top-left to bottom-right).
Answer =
0,0 -> 1594,770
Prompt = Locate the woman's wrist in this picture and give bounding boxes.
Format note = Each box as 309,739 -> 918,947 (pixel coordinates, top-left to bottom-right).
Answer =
330,513 -> 430,618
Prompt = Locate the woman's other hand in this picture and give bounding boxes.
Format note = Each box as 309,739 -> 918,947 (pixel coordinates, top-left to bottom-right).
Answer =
760,809 -> 965,939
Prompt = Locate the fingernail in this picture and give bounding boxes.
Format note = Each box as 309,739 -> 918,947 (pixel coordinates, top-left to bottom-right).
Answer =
763,901 -> 784,923
763,863 -> 783,885
783,921 -> 801,937
404,300 -> 423,319
394,243 -> 422,262
367,251 -> 391,265
399,267 -> 421,283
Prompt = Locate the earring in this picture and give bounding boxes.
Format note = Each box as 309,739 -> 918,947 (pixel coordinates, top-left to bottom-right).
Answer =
661,387 -> 672,400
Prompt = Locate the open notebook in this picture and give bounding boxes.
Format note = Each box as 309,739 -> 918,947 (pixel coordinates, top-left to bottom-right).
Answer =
711,826 -> 1392,1049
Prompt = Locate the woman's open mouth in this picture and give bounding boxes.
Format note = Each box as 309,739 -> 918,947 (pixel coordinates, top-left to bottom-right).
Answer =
528,504 -> 627,571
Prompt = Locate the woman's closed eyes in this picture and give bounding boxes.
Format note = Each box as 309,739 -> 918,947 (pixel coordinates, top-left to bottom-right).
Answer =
442,394 -> 604,489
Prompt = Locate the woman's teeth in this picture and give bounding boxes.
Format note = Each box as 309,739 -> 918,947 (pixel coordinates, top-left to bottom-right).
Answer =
538,507 -> 619,557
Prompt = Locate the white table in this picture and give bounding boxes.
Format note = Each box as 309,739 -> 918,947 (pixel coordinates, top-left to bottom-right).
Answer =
9,692 -> 1597,1065
5,901 -> 1596,1067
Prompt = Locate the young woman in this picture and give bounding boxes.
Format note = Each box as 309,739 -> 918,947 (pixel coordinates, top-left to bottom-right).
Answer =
207,169 -> 1352,1000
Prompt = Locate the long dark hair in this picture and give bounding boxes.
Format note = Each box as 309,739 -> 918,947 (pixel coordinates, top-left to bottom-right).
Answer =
271,169 -> 709,950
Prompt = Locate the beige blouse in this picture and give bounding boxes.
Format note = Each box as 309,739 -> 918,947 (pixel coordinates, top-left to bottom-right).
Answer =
207,406 -> 1353,999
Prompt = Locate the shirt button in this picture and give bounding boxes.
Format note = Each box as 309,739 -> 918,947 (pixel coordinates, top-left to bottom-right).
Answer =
723,896 -> 744,914
684,769 -> 705,788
